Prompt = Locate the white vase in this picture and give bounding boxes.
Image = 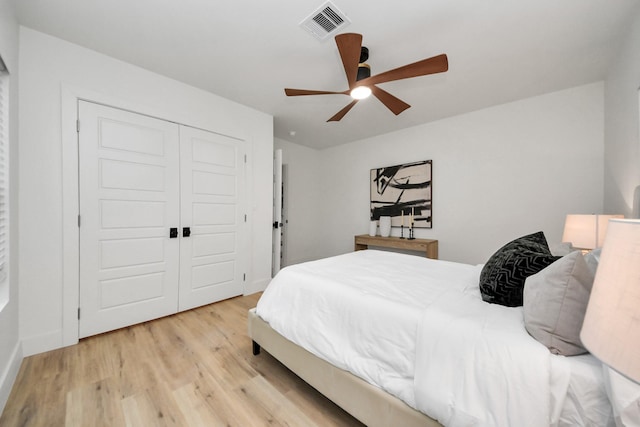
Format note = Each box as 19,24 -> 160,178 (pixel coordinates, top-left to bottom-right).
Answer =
369,220 -> 377,236
379,216 -> 391,237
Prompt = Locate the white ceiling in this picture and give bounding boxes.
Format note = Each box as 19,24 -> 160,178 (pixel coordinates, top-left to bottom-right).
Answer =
13,0 -> 640,149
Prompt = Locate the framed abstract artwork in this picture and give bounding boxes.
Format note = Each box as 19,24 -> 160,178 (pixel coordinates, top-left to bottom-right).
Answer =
370,160 -> 432,228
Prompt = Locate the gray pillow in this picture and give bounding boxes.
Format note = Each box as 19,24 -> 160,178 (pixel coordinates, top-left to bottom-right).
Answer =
523,251 -> 595,356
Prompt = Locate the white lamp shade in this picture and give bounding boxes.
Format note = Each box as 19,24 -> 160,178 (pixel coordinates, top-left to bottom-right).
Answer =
580,219 -> 640,383
562,214 -> 624,249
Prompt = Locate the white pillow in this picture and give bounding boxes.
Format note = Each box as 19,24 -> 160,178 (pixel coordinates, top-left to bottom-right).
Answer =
603,365 -> 640,427
523,251 -> 595,355
549,241 -> 577,256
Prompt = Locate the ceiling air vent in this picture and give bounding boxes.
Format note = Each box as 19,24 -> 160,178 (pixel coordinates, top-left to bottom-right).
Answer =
300,1 -> 351,41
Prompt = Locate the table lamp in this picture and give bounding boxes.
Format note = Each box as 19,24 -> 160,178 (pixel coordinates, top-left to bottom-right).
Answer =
562,214 -> 624,251
581,218 -> 640,383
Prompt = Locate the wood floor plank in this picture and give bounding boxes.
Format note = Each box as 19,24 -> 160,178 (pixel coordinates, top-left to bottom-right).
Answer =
65,378 -> 126,427
142,382 -> 192,426
176,362 -> 258,427
121,394 -> 147,427
234,375 -> 320,427
173,382 -> 232,427
0,294 -> 363,427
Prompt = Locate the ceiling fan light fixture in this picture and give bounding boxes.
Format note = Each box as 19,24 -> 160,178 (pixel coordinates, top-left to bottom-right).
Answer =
350,86 -> 372,99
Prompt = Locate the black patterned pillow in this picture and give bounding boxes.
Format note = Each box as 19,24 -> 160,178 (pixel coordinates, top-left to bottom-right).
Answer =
479,232 -> 560,307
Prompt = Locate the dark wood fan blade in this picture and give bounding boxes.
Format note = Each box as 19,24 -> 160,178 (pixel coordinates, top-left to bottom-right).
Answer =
370,86 -> 411,115
335,33 -> 363,89
327,100 -> 359,122
359,54 -> 448,86
285,88 -> 349,96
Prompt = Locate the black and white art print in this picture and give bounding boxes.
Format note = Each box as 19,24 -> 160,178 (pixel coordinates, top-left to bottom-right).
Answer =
370,160 -> 432,228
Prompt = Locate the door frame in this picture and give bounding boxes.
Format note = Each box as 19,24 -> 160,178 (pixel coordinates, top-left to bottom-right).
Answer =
272,149 -> 283,276
61,85 -> 251,347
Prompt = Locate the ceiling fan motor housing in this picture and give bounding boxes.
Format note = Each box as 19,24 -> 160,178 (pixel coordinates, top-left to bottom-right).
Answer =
356,46 -> 370,81
359,46 -> 369,63
357,63 -> 371,81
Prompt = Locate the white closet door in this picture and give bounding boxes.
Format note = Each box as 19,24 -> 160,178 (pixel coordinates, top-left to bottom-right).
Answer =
78,101 -> 180,338
178,126 -> 245,311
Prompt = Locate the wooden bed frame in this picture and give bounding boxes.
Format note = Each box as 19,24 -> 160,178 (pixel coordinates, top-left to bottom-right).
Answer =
248,308 -> 442,427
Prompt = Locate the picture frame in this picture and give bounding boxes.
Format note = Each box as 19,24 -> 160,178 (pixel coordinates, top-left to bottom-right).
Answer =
370,160 -> 432,229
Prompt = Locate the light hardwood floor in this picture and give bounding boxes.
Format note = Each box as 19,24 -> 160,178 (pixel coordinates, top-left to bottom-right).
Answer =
0,293 -> 364,426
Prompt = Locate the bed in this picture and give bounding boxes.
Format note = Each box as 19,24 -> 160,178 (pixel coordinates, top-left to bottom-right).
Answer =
249,247 -> 614,427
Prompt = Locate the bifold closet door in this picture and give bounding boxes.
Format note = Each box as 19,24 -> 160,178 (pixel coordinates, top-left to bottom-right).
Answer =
178,126 -> 245,311
78,101 -> 180,338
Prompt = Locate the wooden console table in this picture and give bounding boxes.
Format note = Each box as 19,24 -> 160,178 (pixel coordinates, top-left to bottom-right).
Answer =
354,234 -> 438,260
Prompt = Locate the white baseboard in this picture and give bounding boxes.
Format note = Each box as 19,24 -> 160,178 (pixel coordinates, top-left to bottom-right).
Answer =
0,341 -> 23,414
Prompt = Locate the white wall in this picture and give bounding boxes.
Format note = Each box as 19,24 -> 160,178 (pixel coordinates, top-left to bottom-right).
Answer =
274,138 -> 324,265
604,7 -> 640,217
18,28 -> 273,356
0,0 -> 22,413
279,83 -> 605,265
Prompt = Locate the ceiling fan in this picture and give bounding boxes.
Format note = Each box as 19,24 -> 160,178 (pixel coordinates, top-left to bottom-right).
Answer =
284,33 -> 448,122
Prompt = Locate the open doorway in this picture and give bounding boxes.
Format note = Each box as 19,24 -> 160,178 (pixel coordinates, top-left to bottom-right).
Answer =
272,149 -> 288,275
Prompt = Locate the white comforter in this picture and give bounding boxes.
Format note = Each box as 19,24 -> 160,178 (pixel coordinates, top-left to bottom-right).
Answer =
414,286 -> 570,426
255,250 -> 610,426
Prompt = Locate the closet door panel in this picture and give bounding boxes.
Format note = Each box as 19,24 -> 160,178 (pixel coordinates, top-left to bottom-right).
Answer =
178,126 -> 245,311
78,101 -> 180,338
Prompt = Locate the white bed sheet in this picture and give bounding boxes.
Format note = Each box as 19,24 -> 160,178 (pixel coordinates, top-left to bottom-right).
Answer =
255,250 -> 612,426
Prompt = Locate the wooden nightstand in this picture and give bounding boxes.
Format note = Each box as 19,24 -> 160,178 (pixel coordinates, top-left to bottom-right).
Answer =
354,234 -> 438,260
